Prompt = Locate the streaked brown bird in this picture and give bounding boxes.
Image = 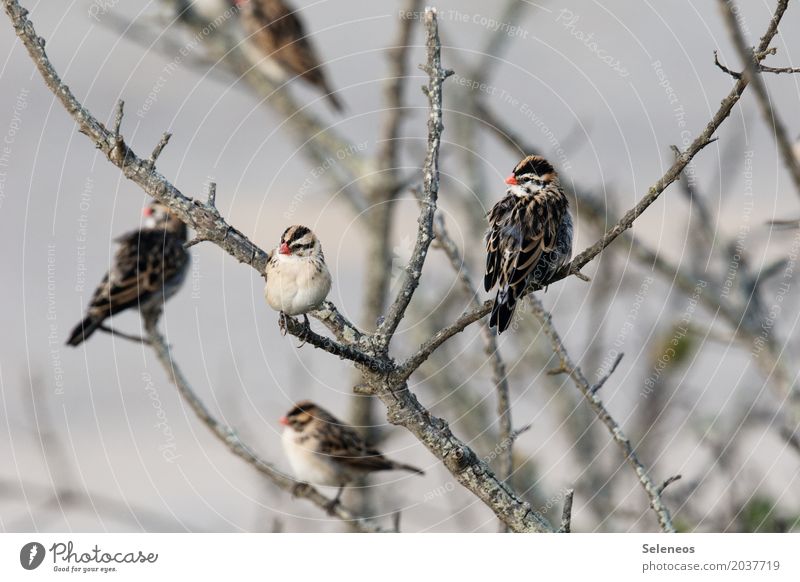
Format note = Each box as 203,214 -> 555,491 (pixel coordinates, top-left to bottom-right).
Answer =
280,400 -> 424,509
233,0 -> 344,112
484,155 -> 573,333
66,201 -> 189,346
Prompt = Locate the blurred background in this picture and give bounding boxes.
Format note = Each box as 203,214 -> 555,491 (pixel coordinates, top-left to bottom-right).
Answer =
1,0 -> 799,532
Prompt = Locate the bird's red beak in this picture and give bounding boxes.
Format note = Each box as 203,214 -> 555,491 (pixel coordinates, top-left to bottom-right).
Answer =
279,242 -> 291,255
279,416 -> 289,426
142,207 -> 153,216
505,174 -> 518,186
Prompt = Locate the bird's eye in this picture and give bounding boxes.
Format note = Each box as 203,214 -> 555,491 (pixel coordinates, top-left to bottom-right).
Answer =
292,242 -> 314,251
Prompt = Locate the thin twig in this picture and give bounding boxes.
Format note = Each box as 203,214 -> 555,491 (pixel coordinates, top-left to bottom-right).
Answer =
377,7 -> 452,348
98,324 -> 150,344
717,0 -> 800,200
148,131 -> 172,166
282,315 -> 393,374
560,489 -> 574,533
590,352 -> 623,394
759,64 -> 800,75
658,474 -> 683,495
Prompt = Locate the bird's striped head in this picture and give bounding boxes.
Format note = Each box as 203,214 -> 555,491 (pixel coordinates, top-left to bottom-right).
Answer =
278,225 -> 322,258
143,201 -> 185,233
279,400 -> 328,433
505,155 -> 558,194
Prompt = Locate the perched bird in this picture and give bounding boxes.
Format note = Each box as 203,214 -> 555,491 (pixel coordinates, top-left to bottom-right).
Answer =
233,0 -> 344,112
66,202 -> 190,346
264,225 -> 331,328
280,400 -> 424,509
484,155 -> 573,333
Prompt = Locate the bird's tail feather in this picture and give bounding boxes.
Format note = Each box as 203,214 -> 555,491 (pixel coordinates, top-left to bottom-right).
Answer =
66,315 -> 104,347
489,291 -> 516,333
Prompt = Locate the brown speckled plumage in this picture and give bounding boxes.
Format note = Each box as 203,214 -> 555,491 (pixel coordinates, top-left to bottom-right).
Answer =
237,0 -> 343,112
484,155 -> 573,333
66,202 -> 189,346
281,400 -> 424,489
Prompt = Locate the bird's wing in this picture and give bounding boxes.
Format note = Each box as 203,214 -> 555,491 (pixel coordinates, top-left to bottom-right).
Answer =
490,192 -> 566,299
86,229 -> 186,317
484,196 -> 516,292
317,423 -> 395,473
507,193 -> 565,291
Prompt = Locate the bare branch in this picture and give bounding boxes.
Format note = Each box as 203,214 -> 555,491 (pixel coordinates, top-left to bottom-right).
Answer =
560,489 -> 575,533
148,132 -> 172,167
658,474 -> 683,495
98,324 -> 150,344
590,352 -> 623,394
141,314 -> 386,532
377,8 -> 452,348
713,50 -> 742,79
281,315 -> 393,374
717,0 -> 800,199
529,297 -> 677,532
759,63 -> 800,75
378,0 -> 422,172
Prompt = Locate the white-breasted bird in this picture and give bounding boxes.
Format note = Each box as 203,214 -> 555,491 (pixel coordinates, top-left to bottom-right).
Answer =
280,400 -> 424,510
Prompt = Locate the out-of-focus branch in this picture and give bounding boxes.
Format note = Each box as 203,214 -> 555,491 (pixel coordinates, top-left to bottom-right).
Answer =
377,8 -> 453,348
378,0 -> 422,173
424,200 -> 515,531
717,0 -> 800,200
142,314 -> 387,532
529,297 -> 678,532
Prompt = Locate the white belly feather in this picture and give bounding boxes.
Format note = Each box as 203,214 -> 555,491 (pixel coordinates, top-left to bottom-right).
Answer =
265,255 -> 331,315
281,428 -> 342,487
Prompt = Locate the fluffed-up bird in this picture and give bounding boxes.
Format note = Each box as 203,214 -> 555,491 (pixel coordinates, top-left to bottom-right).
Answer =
66,201 -> 190,346
280,400 -> 424,510
484,155 -> 573,333
264,225 -> 331,329
233,0 -> 344,112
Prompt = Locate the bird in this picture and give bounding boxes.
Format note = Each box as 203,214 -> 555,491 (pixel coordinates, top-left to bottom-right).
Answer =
280,400 -> 424,511
232,0 -> 344,112
264,225 -> 331,331
66,201 -> 190,346
484,155 -> 573,333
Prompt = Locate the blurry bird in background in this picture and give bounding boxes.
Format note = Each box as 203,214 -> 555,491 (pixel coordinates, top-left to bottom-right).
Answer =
264,225 -> 332,331
280,400 -> 424,511
66,201 -> 190,346
484,155 -> 573,333
232,0 -> 344,112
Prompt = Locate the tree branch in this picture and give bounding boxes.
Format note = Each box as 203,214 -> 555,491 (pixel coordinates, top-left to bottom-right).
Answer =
377,8 -> 452,348
717,0 -> 800,200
